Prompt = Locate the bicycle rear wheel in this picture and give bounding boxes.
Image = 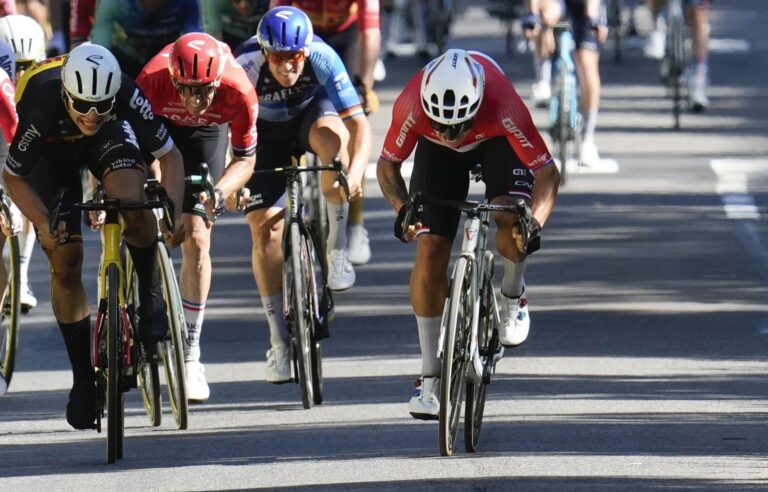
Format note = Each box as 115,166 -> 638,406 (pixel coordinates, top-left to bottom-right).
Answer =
555,63 -> 569,184
439,257 -> 473,456
465,274 -> 494,452
126,255 -> 161,427
667,13 -> 686,129
289,222 -> 314,409
0,234 -> 21,394
157,242 -> 188,429
106,263 -> 124,463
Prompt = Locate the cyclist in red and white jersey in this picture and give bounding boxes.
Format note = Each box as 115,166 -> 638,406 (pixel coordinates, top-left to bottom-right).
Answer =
377,49 -> 560,419
136,31 -> 258,403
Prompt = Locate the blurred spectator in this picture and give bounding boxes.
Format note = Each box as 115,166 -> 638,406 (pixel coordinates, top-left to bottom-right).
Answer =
91,0 -> 202,78
14,0 -> 51,40
202,0 -> 270,52
69,0 -> 96,48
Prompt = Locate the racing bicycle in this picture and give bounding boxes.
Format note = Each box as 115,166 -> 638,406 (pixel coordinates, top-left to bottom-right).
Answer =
253,156 -> 347,409
549,22 -> 582,185
402,186 -> 529,456
659,0 -> 688,129
50,184 -> 177,463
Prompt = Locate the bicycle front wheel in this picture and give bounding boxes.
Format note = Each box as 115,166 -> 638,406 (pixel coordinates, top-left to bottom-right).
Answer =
465,274 -> 494,452
556,62 -> 569,184
289,222 -> 314,409
0,234 -> 21,394
157,242 -> 188,429
106,263 -> 125,463
306,228 -> 325,405
439,257 -> 473,456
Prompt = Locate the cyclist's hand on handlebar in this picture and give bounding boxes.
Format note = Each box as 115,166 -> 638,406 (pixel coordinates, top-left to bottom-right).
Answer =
0,213 -> 11,237
587,17 -> 609,44
512,213 -> 542,255
394,204 -> 422,243
40,220 -> 66,252
342,173 -> 363,201
164,220 -> 186,247
226,187 -> 250,212
198,188 -> 224,227
87,210 -> 106,230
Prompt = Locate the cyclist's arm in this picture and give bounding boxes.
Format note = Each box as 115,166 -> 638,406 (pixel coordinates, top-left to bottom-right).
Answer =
529,161 -> 559,227
1,170 -> 47,232
343,112 -> 371,191
215,155 -> 255,200
357,0 -> 381,90
375,157 -> 408,213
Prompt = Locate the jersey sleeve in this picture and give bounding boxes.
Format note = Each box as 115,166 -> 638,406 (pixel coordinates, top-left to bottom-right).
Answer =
90,0 -> 116,47
310,43 -> 364,120
380,73 -> 423,163
118,76 -> 174,159
5,97 -> 53,177
228,79 -> 259,157
0,77 -> 17,142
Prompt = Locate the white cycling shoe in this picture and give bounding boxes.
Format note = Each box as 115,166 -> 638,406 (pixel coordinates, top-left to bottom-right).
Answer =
185,360 -> 210,403
531,80 -> 551,108
500,294 -> 530,347
265,345 -> 291,384
348,224 -> 371,265
408,376 -> 439,420
327,248 -> 355,291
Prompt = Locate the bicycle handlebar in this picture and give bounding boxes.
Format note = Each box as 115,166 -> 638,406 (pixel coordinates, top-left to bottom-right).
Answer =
402,192 -> 536,252
185,162 -> 222,222
49,185 -> 176,236
253,157 -> 351,201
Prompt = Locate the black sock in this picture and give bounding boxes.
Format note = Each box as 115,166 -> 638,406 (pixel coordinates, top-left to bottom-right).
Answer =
59,316 -> 92,379
126,239 -> 160,299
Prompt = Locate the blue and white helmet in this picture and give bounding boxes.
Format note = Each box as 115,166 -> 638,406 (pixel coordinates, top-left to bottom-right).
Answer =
256,6 -> 313,52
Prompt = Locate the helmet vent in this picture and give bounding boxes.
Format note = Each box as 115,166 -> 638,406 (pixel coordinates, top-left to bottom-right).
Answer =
176,56 -> 185,77
192,54 -> 198,79
91,67 -> 97,96
293,26 -> 301,46
105,72 -> 114,96
205,56 -> 213,78
75,71 -> 83,94
281,22 -> 287,46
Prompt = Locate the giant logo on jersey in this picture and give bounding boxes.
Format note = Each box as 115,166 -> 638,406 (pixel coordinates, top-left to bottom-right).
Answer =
129,88 -> 155,121
396,112 -> 416,147
501,117 -> 533,149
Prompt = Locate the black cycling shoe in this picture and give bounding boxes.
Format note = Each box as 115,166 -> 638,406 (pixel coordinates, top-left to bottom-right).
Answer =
66,372 -> 97,430
137,289 -> 169,346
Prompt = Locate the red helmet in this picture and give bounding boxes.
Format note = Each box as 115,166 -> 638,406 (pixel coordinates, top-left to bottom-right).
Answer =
168,32 -> 225,85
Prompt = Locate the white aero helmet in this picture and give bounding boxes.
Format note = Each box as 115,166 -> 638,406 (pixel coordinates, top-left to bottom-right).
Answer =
62,44 -> 122,101
0,14 -> 46,65
420,49 -> 485,125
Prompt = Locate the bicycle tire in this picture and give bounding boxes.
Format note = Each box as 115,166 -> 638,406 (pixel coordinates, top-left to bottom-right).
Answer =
289,222 -> 314,409
0,234 -> 21,393
667,12 -> 686,129
439,257 -> 472,456
465,273 -> 493,452
157,242 -> 188,429
305,228 -> 325,405
126,255 -> 162,427
106,263 -> 124,464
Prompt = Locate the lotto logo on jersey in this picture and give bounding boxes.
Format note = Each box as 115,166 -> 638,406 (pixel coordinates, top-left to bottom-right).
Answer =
129,89 -> 155,121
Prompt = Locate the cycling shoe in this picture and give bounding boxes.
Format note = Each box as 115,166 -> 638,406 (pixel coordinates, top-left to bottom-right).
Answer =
66,371 -> 97,430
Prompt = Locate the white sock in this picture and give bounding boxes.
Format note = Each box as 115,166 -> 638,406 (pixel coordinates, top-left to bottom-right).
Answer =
261,293 -> 289,347
18,227 -> 35,289
581,108 -> 599,144
416,315 -> 442,377
501,256 -> 527,298
326,201 -> 349,252
534,55 -> 552,84
182,299 -> 205,362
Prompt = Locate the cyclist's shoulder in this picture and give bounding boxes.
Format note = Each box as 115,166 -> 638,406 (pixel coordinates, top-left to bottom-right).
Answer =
307,39 -> 344,68
15,56 -> 66,104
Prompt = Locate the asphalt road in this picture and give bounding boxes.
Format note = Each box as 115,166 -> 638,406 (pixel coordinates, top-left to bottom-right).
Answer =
1,1 -> 767,490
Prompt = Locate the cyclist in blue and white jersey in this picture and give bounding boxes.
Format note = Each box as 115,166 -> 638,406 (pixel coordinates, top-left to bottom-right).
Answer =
235,6 -> 370,383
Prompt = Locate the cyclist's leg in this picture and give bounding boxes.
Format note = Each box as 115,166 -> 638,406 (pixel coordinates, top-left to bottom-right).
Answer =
407,138 -> 469,418
88,120 -> 166,349
18,218 -> 37,311
481,137 -> 535,347
570,0 -> 604,165
301,98 -> 356,291
243,131 -> 293,383
27,150 -> 95,429
644,0 -> 667,59
685,0 -> 711,109
530,0 -> 563,106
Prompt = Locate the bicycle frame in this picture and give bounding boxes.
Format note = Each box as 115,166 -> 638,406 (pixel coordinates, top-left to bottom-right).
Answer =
549,22 -> 581,183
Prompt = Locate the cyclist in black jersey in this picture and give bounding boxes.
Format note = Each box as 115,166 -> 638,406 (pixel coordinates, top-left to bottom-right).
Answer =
1,44 -> 185,430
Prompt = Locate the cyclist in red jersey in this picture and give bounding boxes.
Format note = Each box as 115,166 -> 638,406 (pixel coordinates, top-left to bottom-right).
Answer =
136,31 -> 258,403
377,49 -> 559,419
275,0 -> 381,265
69,0 -> 96,48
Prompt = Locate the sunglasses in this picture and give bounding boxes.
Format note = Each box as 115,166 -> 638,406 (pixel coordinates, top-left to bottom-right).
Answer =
16,60 -> 35,73
429,118 -> 474,140
65,91 -> 115,116
173,80 -> 217,98
265,50 -> 305,65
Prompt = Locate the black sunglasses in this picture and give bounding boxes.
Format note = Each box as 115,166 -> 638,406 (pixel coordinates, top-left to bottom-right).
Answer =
64,91 -> 115,116
16,60 -> 35,73
429,118 -> 474,140
173,80 -> 217,98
